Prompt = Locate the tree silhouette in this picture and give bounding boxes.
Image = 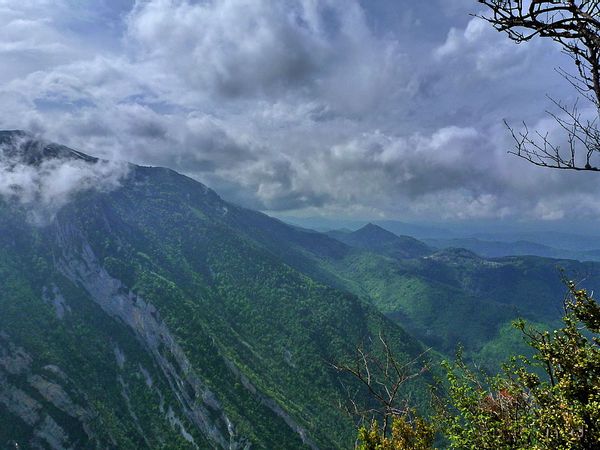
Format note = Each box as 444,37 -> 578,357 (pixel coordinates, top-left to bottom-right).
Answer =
478,0 -> 600,171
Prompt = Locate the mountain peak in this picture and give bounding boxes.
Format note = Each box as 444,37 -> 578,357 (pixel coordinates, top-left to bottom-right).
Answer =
362,222 -> 383,231
353,223 -> 398,241
328,222 -> 432,258
0,130 -> 97,166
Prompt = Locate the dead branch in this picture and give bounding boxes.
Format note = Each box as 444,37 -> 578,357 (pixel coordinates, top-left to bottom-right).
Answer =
330,332 -> 431,436
478,1 -> 600,171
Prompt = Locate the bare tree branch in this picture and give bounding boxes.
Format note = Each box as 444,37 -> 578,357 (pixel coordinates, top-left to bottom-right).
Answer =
330,333 -> 431,437
478,1 -> 600,171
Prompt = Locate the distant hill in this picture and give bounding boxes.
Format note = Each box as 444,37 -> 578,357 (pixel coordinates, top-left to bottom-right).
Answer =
425,237 -> 600,262
373,220 -> 453,240
321,225 -> 600,366
470,230 -> 600,252
327,223 -> 432,259
324,245 -> 600,366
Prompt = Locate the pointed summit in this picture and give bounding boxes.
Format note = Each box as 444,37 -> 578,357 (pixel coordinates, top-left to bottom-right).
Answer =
352,223 -> 399,244
328,222 -> 432,259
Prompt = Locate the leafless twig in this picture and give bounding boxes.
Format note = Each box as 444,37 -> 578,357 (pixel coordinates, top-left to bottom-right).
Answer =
478,1 -> 600,171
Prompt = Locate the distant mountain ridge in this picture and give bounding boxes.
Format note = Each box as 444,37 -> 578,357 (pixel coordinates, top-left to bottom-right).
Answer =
323,220 -> 600,363
280,216 -> 600,257
425,237 -> 600,262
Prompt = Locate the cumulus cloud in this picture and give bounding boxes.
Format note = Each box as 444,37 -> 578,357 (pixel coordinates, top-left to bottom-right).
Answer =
125,0 -> 408,113
127,0 -> 329,96
204,125 -> 503,216
435,17 -> 535,78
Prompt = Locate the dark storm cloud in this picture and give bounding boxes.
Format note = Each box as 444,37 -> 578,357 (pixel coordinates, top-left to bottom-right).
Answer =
0,0 -> 598,221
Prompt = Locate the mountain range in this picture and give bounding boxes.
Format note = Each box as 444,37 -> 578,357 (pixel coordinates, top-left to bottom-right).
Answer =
423,237 -> 600,261
282,217 -> 600,260
1,131 -> 598,449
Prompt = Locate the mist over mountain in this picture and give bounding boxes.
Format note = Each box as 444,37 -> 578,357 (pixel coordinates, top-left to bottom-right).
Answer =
0,130 -> 129,224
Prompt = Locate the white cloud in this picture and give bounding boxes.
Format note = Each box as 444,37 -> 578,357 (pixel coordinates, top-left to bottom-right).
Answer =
435,17 -> 537,79
128,0 -> 328,95
125,0 -> 408,113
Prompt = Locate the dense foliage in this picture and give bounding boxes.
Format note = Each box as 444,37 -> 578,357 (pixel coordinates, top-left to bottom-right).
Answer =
0,164 -> 431,449
358,414 -> 435,450
325,230 -> 599,368
441,282 -> 600,449
356,282 -> 600,449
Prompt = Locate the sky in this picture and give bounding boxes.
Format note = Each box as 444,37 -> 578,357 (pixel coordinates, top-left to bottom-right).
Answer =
1,0 -> 599,224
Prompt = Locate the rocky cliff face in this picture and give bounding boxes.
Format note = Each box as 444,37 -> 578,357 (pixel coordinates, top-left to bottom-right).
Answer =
0,333 -> 98,449
54,219 -> 248,449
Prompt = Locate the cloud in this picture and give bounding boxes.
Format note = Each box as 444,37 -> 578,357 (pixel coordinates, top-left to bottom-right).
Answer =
125,0 -> 408,113
199,125 -> 502,216
233,119 -> 600,222
0,0 -> 122,83
0,0 -> 598,224
0,133 -> 129,225
128,0 -> 328,96
435,17 -> 535,78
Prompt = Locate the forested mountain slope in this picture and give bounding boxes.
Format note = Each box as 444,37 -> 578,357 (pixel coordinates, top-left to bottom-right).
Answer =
323,229 -> 600,367
0,131 -> 429,449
